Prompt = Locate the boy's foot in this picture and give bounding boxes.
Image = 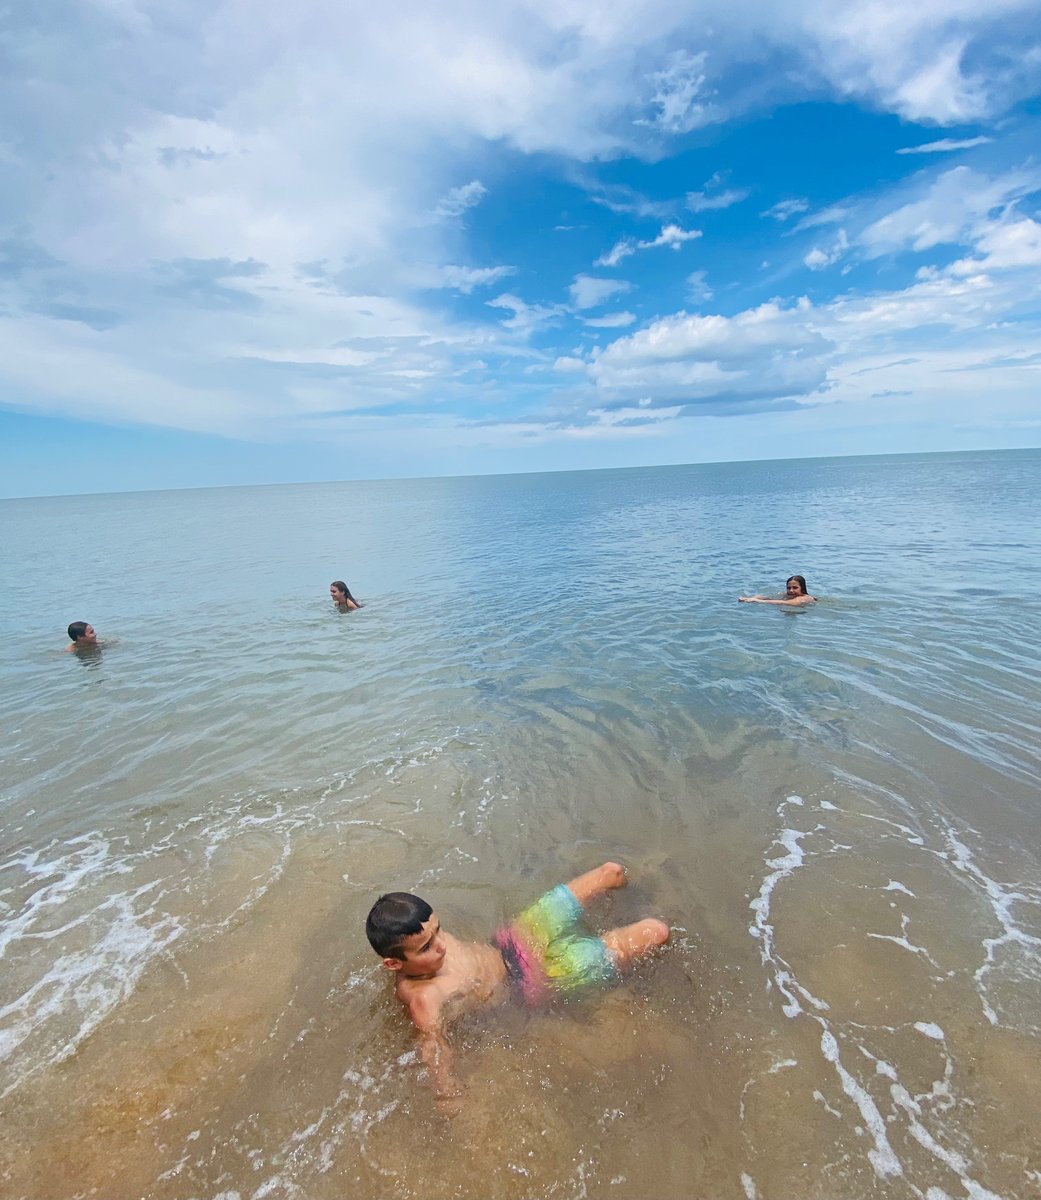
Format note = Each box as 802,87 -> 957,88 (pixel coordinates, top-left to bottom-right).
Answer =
565,861 -> 627,905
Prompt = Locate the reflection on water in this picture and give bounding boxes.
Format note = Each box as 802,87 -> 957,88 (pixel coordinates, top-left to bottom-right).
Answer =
69,643 -> 105,670
1,452 -> 1040,1199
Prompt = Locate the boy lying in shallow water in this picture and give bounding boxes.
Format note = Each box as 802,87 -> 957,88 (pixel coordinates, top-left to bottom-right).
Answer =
365,861 -> 670,1104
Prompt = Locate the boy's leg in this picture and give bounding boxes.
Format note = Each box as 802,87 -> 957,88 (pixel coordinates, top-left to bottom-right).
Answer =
602,919 -> 670,968
564,861 -> 627,906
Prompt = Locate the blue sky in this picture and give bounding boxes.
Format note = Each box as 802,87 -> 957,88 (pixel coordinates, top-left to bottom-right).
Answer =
2,1 -> 1041,497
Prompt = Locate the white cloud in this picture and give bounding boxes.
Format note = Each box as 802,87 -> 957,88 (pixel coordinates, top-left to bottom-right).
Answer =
804,229 -> 850,270
0,315 -> 259,435
578,186 -> 1041,417
434,180 -> 488,218
687,270 -> 713,302
790,1 -> 1041,124
826,271 -> 999,336
796,204 -> 853,231
583,311 -> 636,328
897,136 -> 993,154
585,183 -> 673,220
763,198 -> 809,221
638,50 -> 712,133
779,161 -> 1041,294
588,300 -> 831,406
947,215 -> 1041,274
686,187 -> 749,212
569,274 -> 632,309
595,224 -> 700,269
859,165 -> 1041,256
3,0 -> 1041,463
595,239 -> 637,268
585,403 -> 683,426
487,292 -> 565,335
647,224 -> 702,250
438,264 -> 516,292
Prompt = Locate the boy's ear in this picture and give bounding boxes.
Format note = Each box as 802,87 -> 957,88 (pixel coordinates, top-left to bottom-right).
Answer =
382,956 -> 404,972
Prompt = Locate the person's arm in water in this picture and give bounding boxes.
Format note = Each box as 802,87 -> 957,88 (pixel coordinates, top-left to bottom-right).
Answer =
404,989 -> 461,1103
739,594 -> 815,605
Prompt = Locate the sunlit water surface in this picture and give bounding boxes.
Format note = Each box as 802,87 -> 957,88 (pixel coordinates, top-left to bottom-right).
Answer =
1,451 -> 1039,1200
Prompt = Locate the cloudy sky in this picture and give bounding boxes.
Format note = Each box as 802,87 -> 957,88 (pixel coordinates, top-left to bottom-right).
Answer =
2,0 -> 1041,496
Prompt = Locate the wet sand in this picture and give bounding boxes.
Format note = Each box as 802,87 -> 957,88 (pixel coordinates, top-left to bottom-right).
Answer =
3,732 -> 1039,1200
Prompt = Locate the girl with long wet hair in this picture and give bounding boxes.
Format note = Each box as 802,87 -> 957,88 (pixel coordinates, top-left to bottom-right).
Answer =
330,581 -> 362,611
739,575 -> 817,606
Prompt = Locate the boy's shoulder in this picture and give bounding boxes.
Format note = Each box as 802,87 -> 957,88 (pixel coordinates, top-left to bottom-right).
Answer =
395,976 -> 449,1030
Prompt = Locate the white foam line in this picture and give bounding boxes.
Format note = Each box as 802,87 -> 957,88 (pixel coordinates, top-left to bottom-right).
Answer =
828,768 -> 920,824
914,1022 -> 945,1041
0,833 -> 113,958
0,805 -> 309,1096
749,805 -> 1020,1195
820,1028 -> 902,1177
748,809 -> 919,1185
812,1088 -> 844,1119
859,813 -> 926,846
155,1150 -> 192,1182
866,915 -> 945,972
885,880 -> 916,897
273,1052 -> 413,1183
767,1057 -> 798,1073
890,1085 -> 1006,1200
252,1175 -> 297,1200
0,896 -> 183,1094
239,804 -> 286,828
749,824 -> 829,1018
738,1057 -> 800,1120
944,829 -> 1041,1027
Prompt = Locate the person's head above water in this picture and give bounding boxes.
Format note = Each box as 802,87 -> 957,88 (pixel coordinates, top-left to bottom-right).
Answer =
330,580 -> 360,609
740,575 -> 815,605
67,621 -> 98,648
366,892 -> 439,973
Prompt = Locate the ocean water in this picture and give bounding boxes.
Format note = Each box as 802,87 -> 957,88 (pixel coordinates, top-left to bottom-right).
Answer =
1,449 -> 1039,1200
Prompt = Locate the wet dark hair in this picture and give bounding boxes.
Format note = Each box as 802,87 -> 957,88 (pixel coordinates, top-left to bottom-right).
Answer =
330,580 -> 360,606
786,575 -> 808,595
67,621 -> 89,641
366,892 -> 433,959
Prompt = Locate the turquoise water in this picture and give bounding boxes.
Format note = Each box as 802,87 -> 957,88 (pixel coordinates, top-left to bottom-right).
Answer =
1,450 -> 1039,1199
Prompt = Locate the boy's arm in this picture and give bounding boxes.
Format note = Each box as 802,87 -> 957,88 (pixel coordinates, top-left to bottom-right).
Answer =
407,993 -> 461,1102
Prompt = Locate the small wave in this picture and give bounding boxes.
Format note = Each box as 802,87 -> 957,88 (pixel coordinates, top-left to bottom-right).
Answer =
747,791 -> 1035,1196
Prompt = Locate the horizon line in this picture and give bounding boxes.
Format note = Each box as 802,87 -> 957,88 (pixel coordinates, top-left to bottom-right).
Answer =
2,443 -> 1038,503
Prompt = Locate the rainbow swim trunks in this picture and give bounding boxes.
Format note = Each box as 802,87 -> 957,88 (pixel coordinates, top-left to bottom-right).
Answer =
495,884 -> 620,1006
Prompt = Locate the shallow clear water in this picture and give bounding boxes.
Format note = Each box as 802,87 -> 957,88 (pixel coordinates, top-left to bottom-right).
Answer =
1,450 -> 1040,1200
